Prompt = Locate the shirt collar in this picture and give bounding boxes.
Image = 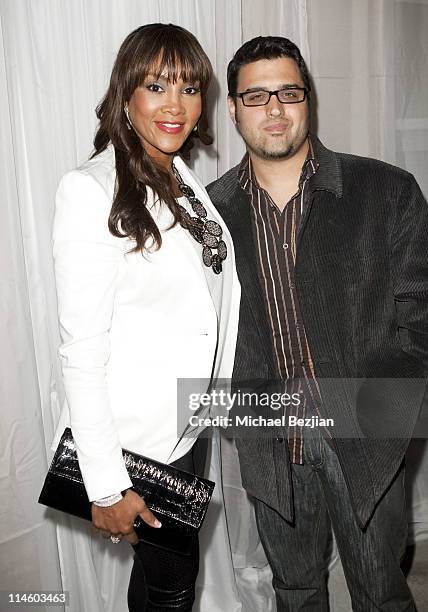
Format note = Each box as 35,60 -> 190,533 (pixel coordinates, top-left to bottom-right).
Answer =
238,151 -> 253,195
300,136 -> 319,184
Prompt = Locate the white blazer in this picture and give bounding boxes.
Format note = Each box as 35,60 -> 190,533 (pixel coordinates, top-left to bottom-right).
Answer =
52,147 -> 240,501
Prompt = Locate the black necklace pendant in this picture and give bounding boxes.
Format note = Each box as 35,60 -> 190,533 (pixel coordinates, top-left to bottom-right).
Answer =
172,164 -> 227,274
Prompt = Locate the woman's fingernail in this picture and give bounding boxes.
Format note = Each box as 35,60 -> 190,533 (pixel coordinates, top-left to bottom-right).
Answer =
154,519 -> 162,528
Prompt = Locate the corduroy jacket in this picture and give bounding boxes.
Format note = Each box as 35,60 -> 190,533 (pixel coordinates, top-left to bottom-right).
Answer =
207,136 -> 428,528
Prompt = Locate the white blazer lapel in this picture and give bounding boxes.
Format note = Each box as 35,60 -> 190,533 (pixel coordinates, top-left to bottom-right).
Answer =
173,156 -> 241,382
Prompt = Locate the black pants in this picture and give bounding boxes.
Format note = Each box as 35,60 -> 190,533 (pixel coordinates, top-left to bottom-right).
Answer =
254,431 -> 415,611
127,440 -> 207,612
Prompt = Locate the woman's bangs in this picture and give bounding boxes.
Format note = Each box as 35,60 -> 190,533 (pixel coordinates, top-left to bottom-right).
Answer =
149,43 -> 210,87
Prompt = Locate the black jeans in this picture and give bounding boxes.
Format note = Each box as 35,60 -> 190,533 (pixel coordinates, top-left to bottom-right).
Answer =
254,431 -> 415,611
127,440 -> 207,612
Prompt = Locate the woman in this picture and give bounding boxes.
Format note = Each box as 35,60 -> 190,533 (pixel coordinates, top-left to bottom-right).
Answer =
51,23 -> 240,611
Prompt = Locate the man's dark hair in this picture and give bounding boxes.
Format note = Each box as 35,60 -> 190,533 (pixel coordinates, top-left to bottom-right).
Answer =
227,36 -> 310,99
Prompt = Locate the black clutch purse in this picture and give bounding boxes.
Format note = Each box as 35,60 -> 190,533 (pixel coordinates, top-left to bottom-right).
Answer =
39,428 -> 215,555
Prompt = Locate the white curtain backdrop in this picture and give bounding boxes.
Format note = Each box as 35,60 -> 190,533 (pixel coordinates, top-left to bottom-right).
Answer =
0,1 -> 426,611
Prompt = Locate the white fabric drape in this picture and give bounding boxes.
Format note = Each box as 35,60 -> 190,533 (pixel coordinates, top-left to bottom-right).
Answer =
307,0 -> 428,197
1,1 -> 427,611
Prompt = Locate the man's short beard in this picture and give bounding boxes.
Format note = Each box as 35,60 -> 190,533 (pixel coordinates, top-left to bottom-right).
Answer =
234,111 -> 309,162
248,142 -> 296,160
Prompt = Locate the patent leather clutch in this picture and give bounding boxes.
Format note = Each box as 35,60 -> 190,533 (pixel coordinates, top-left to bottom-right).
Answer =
39,428 -> 215,555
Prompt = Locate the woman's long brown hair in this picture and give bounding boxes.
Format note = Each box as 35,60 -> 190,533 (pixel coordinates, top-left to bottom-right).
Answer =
92,23 -> 213,252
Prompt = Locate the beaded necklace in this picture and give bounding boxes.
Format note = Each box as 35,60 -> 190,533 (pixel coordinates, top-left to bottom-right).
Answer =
172,164 -> 227,274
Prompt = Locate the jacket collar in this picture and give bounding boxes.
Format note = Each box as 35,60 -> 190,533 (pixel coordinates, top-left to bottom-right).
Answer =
217,182 -> 279,378
309,135 -> 343,198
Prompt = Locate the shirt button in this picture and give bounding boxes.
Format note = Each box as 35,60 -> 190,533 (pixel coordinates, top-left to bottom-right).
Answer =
289,283 -> 295,289
276,437 -> 284,443
283,243 -> 289,250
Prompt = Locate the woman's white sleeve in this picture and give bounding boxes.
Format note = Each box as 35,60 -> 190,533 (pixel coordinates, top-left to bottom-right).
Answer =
53,170 -> 132,501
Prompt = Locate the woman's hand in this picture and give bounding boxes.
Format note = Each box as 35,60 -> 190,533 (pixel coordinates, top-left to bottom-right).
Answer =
91,489 -> 161,545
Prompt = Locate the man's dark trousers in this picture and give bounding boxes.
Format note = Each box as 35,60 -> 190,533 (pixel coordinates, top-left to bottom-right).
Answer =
254,429 -> 413,611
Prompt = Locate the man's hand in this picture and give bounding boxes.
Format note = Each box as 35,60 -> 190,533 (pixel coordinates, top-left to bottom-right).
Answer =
91,489 -> 161,545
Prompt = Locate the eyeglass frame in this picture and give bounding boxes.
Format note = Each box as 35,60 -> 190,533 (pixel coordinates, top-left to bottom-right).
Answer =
231,86 -> 310,107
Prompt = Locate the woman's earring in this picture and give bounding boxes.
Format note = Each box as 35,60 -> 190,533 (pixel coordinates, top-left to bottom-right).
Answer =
193,123 -> 199,134
124,106 -> 132,131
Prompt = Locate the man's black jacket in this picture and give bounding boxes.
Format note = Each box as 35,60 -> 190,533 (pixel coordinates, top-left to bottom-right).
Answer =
207,137 -> 428,528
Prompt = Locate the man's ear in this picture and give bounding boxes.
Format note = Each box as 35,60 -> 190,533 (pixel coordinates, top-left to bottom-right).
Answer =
227,95 -> 237,125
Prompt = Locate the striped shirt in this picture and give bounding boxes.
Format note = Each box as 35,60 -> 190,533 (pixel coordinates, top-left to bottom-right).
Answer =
238,137 -> 323,464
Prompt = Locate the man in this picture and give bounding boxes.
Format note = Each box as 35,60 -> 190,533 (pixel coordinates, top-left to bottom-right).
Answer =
207,36 -> 428,611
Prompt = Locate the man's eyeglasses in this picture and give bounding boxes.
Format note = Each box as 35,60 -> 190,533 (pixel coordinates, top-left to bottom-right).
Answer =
233,87 -> 310,107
